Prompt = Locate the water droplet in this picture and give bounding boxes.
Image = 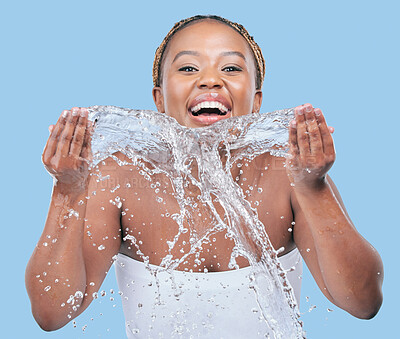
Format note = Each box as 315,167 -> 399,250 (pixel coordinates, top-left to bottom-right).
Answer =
98,244 -> 105,251
308,305 -> 317,312
75,291 -> 83,298
44,285 -> 51,292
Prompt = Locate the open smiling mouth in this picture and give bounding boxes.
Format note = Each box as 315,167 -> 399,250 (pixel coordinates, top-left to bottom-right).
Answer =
190,101 -> 230,116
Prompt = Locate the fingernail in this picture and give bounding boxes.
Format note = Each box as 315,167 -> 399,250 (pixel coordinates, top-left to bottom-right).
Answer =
80,109 -> 87,117
296,107 -> 303,115
315,108 -> 321,116
62,110 -> 69,118
72,108 -> 79,116
305,105 -> 313,113
290,120 -> 297,128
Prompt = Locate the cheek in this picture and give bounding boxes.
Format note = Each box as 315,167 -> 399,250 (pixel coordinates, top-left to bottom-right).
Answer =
231,85 -> 254,111
163,81 -> 181,109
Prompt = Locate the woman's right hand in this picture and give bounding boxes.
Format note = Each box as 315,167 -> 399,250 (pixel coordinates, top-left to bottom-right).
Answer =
42,107 -> 94,194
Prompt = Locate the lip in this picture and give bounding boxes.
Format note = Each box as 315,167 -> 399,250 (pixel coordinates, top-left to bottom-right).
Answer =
187,93 -> 232,126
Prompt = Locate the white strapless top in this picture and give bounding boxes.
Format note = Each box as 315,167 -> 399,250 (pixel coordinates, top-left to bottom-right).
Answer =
115,249 -> 302,338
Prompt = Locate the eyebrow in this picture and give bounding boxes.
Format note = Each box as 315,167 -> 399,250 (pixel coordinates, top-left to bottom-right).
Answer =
172,50 -> 246,63
172,51 -> 200,63
220,51 -> 246,61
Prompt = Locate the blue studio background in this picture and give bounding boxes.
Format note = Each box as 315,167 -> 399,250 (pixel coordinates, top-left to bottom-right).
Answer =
1,0 -> 398,338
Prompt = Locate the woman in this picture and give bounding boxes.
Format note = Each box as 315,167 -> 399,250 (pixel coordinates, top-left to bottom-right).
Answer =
26,15 -> 383,338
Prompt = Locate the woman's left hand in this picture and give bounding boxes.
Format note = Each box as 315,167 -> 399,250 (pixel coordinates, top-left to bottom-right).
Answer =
285,103 -> 335,190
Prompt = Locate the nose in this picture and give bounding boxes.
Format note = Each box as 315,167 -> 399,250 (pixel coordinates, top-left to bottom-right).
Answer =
197,68 -> 223,89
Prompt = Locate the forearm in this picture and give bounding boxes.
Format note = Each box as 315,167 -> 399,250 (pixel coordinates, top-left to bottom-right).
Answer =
26,184 -> 89,330
293,180 -> 383,318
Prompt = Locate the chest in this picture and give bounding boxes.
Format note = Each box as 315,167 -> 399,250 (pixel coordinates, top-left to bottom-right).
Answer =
117,156 -> 294,271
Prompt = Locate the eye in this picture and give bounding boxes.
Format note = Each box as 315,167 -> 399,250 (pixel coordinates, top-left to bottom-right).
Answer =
222,66 -> 242,72
178,66 -> 198,72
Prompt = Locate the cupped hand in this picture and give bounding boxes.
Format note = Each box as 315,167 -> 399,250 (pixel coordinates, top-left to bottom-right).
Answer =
285,104 -> 335,190
42,107 -> 94,193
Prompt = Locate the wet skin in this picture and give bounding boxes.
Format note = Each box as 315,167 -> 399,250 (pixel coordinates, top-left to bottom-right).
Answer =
26,19 -> 383,331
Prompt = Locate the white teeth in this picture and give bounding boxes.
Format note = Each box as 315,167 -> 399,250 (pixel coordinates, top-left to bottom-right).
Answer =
190,101 -> 229,113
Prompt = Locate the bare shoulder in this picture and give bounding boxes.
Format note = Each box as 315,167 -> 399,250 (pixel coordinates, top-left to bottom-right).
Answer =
257,152 -> 291,187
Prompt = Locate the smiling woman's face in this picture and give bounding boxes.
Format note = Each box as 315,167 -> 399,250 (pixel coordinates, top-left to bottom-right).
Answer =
152,20 -> 263,128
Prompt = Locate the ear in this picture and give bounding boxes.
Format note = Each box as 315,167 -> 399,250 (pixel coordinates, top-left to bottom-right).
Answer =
252,90 -> 263,113
152,87 -> 165,113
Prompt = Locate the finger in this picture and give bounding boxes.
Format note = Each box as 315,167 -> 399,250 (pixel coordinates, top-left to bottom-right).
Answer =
295,106 -> 310,157
304,106 -> 323,155
288,119 -> 299,154
328,126 -> 334,134
287,119 -> 300,166
315,108 -> 335,155
69,109 -> 88,156
43,110 -> 69,162
80,121 -> 94,162
48,125 -> 55,134
55,107 -> 80,156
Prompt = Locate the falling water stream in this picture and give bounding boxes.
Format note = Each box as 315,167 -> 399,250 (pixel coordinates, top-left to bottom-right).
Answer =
87,106 -> 304,338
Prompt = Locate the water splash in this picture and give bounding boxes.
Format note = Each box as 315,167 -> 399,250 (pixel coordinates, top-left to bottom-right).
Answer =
88,106 -> 303,338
